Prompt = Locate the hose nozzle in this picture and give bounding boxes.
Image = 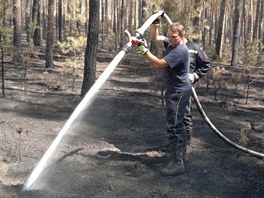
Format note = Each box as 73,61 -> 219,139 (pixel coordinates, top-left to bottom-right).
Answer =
124,30 -> 147,46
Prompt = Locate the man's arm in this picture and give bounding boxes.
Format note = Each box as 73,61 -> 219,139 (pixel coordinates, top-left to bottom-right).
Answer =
144,51 -> 168,69
150,25 -> 166,47
138,44 -> 168,69
195,48 -> 212,79
137,21 -> 168,69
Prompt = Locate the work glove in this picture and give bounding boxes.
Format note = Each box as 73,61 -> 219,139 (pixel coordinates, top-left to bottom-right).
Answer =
152,11 -> 164,25
138,44 -> 149,55
189,73 -> 199,83
134,37 -> 148,55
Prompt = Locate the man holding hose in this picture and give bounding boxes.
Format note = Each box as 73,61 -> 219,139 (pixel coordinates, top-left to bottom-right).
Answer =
151,17 -> 212,148
137,22 -> 191,176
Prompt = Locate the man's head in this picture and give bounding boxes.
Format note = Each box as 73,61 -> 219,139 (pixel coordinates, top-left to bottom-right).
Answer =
167,22 -> 186,47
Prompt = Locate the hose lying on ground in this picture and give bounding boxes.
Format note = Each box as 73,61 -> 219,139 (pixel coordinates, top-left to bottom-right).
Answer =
161,12 -> 263,159
192,87 -> 264,158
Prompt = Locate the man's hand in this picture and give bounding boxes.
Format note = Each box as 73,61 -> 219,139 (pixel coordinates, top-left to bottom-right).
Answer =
152,18 -> 160,25
138,44 -> 149,55
189,73 -> 199,83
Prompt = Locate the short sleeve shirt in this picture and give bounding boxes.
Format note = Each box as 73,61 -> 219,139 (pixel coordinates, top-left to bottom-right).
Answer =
163,39 -> 191,92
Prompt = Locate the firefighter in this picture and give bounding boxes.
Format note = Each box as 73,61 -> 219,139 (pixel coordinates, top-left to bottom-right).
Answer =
183,37 -> 212,148
151,18 -> 212,160
137,22 -> 191,176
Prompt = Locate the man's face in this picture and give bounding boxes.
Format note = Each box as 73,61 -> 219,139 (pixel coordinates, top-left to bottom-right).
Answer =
167,29 -> 181,47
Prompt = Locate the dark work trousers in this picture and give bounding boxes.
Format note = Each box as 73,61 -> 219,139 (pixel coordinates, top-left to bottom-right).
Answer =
183,84 -> 196,145
184,95 -> 193,144
165,89 -> 192,148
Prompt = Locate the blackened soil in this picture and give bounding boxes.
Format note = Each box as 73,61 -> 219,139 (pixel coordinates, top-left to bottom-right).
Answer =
0,52 -> 264,198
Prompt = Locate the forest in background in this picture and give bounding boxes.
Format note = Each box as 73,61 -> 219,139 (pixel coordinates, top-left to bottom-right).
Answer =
0,0 -> 263,97
1,2 -> 264,197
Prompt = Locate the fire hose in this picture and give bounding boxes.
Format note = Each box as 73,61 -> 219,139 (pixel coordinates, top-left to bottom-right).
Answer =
24,9 -> 263,192
23,10 -> 173,191
131,11 -> 264,158
192,87 -> 264,158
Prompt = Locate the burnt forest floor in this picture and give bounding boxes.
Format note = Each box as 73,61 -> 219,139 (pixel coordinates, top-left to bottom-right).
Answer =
0,46 -> 264,198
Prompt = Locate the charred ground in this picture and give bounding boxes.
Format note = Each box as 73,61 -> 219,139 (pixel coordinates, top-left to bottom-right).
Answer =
0,49 -> 264,198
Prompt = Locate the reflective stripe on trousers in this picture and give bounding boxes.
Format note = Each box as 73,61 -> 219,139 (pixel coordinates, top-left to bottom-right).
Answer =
165,89 -> 192,146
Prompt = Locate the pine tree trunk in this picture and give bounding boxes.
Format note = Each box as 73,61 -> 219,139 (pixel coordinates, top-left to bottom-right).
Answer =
58,0 -> 63,41
101,0 -> 105,47
258,0 -> 263,41
142,0 -> 147,23
81,0 -> 99,97
25,0 -> 31,42
1,38 -> 5,97
215,0 -> 226,59
248,0 -> 254,42
231,0 -> 241,66
45,0 -> 55,68
253,0 -> 260,40
13,0 -> 22,62
42,0 -> 47,40
119,0 -> 125,48
241,0 -> 247,48
32,0 -> 41,46
193,0 -> 201,42
258,0 -> 263,65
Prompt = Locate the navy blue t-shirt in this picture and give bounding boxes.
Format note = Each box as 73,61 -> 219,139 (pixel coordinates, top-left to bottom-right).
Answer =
163,39 -> 191,92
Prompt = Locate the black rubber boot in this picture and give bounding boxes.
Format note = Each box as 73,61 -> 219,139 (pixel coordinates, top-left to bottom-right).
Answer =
186,129 -> 193,147
183,145 -> 188,162
161,144 -> 185,176
185,129 -> 192,162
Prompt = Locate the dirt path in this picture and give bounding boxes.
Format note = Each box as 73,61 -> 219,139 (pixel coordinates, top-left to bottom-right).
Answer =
0,54 -> 264,198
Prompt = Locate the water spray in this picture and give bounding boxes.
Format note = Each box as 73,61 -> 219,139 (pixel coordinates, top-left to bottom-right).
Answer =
22,10 -> 167,191
23,9 -> 263,192
23,49 -> 129,191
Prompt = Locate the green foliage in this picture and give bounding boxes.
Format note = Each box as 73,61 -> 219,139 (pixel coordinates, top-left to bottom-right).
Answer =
218,38 -> 262,67
58,36 -> 86,54
47,1 -> 88,91
0,26 -> 14,60
203,45 -> 217,61
20,39 -> 38,92
239,40 -> 263,66
0,26 -> 13,49
65,11 -> 86,25
64,1 -> 87,37
58,36 -> 86,91
203,62 -> 257,105
205,65 -> 229,101
20,39 -> 38,63
221,44 -> 232,63
161,0 -> 201,38
30,21 -> 39,36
